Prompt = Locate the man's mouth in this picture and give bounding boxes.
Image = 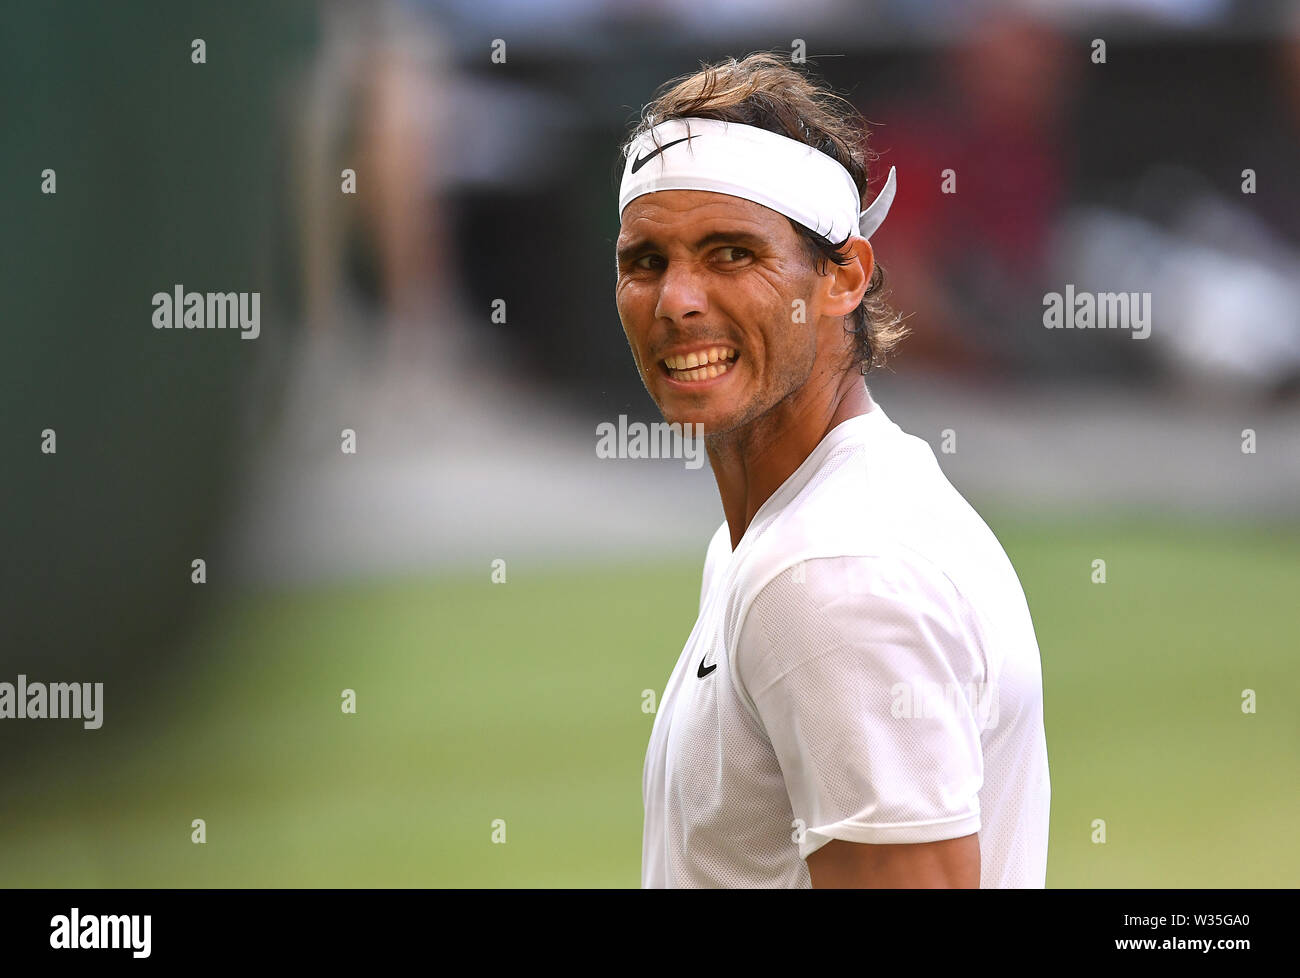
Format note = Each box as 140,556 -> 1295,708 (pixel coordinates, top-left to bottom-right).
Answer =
660,346 -> 739,383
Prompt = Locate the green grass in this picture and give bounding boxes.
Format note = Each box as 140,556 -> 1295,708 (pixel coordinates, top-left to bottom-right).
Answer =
1,518 -> 1297,887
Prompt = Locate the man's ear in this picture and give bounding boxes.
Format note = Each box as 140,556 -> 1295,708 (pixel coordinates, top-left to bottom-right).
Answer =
822,236 -> 874,318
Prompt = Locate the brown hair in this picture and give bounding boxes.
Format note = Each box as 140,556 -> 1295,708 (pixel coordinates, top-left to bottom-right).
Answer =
621,52 -> 909,374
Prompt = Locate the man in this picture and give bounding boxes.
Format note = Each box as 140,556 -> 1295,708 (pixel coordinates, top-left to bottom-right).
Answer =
614,54 -> 1050,888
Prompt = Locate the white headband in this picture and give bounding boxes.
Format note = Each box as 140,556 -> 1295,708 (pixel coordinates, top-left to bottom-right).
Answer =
618,116 -> 896,244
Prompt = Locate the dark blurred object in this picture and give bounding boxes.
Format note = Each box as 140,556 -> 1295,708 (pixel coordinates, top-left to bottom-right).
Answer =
0,1 -> 316,755
866,12 -> 1080,380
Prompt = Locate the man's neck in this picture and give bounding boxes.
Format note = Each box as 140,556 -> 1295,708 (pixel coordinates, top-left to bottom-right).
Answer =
707,373 -> 874,551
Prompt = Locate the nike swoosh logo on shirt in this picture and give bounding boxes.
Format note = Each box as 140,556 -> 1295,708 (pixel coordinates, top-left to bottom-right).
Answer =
631,135 -> 698,174
697,656 -> 717,678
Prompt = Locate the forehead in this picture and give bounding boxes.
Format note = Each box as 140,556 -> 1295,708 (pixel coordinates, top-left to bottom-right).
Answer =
617,189 -> 788,244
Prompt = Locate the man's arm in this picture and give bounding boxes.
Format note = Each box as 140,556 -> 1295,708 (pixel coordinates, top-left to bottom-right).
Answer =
806,833 -> 980,888
735,555 -> 990,887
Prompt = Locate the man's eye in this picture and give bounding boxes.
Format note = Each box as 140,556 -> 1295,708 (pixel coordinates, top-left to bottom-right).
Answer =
630,248 -> 750,270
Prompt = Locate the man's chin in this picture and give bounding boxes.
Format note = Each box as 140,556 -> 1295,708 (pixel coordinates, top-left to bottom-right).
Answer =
647,363 -> 748,431
655,404 -> 742,438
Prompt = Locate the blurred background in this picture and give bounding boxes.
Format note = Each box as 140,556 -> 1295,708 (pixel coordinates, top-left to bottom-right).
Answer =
1,0 -> 1297,887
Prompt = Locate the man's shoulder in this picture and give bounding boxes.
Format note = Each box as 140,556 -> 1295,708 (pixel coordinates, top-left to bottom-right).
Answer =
738,448 -> 916,594
762,413 -> 1015,597
727,461 -> 999,639
704,406 -> 1013,625
734,529 -> 954,620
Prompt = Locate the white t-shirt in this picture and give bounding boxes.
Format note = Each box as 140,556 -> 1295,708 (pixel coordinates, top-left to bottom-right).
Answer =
641,399 -> 1050,888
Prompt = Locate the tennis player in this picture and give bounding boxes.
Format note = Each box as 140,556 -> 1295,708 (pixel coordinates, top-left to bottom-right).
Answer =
615,54 -> 1050,888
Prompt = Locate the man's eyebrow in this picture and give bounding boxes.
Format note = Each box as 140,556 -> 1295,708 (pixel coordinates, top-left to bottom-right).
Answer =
616,229 -> 770,264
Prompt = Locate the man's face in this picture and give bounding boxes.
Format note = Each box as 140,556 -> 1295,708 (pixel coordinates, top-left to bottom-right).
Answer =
614,190 -> 830,436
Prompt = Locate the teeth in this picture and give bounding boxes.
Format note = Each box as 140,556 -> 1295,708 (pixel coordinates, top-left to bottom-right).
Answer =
663,347 -> 736,371
665,355 -> 736,383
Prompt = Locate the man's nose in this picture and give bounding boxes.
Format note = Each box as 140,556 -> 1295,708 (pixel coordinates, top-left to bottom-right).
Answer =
654,260 -> 708,324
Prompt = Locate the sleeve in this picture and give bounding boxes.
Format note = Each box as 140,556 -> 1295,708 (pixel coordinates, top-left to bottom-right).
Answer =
734,553 -> 988,860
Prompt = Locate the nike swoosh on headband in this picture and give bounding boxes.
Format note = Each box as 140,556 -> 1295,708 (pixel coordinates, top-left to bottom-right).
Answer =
631,134 -> 699,174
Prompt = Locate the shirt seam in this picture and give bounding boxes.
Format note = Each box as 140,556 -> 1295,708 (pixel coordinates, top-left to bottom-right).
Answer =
733,545 -> 993,726
809,809 -> 981,833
